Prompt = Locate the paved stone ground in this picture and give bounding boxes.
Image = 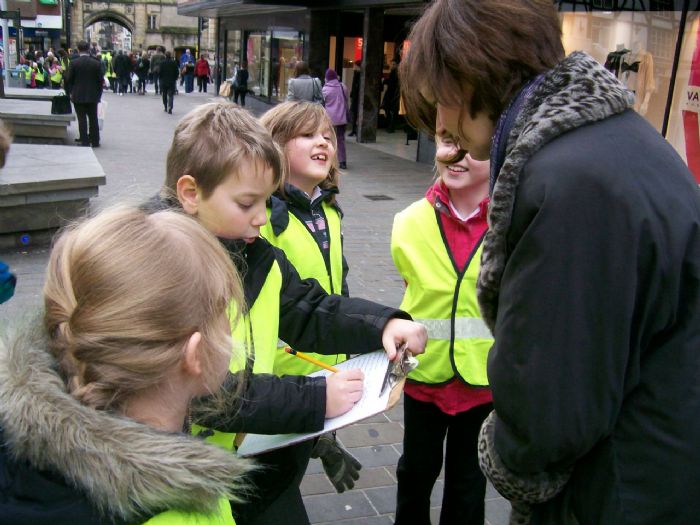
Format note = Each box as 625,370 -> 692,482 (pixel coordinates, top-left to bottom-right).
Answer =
0,88 -> 511,524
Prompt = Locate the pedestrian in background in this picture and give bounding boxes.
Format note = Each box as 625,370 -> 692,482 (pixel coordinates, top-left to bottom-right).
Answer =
286,61 -> 323,104
321,68 -> 349,169
232,61 -> 249,107
149,46 -> 165,95
392,114 -> 493,525
135,51 -> 150,95
195,53 -> 211,93
349,61 -> 361,137
381,59 -> 399,133
159,50 -> 179,114
65,40 -> 102,148
402,0 -> 700,523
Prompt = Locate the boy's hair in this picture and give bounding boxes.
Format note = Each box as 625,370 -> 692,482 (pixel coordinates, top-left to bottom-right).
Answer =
164,102 -> 284,198
260,101 -> 339,197
400,0 -> 565,133
44,206 -> 244,411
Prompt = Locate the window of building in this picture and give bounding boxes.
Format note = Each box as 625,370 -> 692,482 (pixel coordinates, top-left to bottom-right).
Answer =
148,15 -> 157,30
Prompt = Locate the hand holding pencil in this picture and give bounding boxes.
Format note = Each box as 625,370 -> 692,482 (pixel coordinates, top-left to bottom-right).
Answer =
285,347 -> 364,418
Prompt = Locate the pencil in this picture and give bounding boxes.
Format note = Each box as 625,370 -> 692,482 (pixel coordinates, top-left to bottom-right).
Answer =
284,347 -> 339,373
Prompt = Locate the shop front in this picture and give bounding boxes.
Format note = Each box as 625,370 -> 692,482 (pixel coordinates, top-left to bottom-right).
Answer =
557,1 -> 700,181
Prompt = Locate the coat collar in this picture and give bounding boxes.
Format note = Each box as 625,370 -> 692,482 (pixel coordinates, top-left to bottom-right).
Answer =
268,184 -> 341,236
0,321 -> 252,522
477,52 -> 634,332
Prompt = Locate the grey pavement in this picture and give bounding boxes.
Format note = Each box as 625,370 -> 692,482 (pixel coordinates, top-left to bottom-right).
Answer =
0,87 -> 510,524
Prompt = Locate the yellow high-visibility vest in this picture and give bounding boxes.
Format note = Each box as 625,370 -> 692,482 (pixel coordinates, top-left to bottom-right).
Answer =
260,201 -> 346,375
391,198 -> 493,386
192,261 -> 282,450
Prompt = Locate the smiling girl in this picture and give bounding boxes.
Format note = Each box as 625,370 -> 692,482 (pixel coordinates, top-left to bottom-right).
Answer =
390,114 -> 494,525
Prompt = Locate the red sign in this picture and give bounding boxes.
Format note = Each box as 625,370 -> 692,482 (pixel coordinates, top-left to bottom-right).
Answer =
354,38 -> 363,63
682,22 -> 700,183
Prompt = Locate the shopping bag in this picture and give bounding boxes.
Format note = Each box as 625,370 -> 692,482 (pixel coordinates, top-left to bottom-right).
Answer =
51,91 -> 73,115
219,80 -> 232,98
97,101 -> 107,130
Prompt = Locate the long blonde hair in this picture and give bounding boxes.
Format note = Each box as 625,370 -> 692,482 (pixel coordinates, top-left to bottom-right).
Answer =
44,207 -> 244,411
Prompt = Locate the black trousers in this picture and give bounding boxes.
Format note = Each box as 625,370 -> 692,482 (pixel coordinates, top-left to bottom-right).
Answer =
233,87 -> 247,107
197,76 -> 208,92
395,395 -> 492,525
162,84 -> 175,111
73,101 -> 99,146
231,440 -> 312,525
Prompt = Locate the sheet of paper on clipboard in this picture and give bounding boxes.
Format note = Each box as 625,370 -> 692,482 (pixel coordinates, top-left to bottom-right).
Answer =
236,349 -> 412,457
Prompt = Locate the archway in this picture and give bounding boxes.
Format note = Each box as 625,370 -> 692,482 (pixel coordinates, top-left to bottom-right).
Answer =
83,11 -> 134,51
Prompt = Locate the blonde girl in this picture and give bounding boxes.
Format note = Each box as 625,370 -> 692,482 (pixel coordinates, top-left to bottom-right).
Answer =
0,207 -> 252,525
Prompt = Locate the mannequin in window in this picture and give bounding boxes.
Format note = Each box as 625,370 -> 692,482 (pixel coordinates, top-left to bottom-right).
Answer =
604,43 -> 630,78
624,40 -> 655,116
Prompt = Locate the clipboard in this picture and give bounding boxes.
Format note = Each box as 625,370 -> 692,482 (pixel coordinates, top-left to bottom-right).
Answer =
235,350 -> 407,457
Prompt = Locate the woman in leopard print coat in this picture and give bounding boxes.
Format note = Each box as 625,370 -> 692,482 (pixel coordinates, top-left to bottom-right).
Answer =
401,1 -> 700,524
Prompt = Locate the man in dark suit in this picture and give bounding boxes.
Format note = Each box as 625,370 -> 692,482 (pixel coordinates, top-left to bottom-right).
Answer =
158,51 -> 180,114
65,40 -> 103,148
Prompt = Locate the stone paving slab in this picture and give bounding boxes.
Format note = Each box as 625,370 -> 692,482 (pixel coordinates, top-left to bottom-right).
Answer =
346,444 -> 401,468
305,491 -> 376,523
337,421 -> 405,448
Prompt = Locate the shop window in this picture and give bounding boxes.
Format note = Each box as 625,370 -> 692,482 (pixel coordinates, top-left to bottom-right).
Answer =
561,10 -> 678,133
272,31 -> 303,101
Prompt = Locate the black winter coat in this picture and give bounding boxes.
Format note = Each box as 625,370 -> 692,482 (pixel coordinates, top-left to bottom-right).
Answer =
158,58 -> 180,87
479,52 -> 700,525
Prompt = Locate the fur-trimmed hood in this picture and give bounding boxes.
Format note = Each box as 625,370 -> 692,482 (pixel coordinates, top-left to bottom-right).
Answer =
477,51 -> 634,330
0,321 -> 253,523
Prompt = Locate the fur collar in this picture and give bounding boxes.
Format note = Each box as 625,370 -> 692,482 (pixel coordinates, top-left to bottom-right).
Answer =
0,322 -> 253,522
477,52 -> 635,331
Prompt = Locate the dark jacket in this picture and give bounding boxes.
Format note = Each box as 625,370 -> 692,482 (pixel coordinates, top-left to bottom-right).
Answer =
269,184 -> 349,296
64,54 -> 103,104
159,58 -> 180,87
479,51 -> 700,525
112,53 -> 131,78
0,325 -> 253,525
234,68 -> 248,90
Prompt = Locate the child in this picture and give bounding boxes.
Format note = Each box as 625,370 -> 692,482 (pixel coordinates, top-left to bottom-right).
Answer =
260,101 -> 360,494
391,118 -> 494,525
260,101 -> 348,375
150,101 -> 427,525
0,206 -> 252,524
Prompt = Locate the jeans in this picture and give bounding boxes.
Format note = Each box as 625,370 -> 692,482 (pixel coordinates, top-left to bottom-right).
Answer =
184,73 -> 194,93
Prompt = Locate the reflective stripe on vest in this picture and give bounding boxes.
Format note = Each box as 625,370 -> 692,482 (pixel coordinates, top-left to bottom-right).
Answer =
391,198 -> 493,386
415,317 -> 492,341
192,260 -> 282,450
141,497 -> 236,524
260,201 -> 347,376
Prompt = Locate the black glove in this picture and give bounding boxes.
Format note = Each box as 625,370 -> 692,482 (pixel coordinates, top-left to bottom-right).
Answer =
310,432 -> 362,493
